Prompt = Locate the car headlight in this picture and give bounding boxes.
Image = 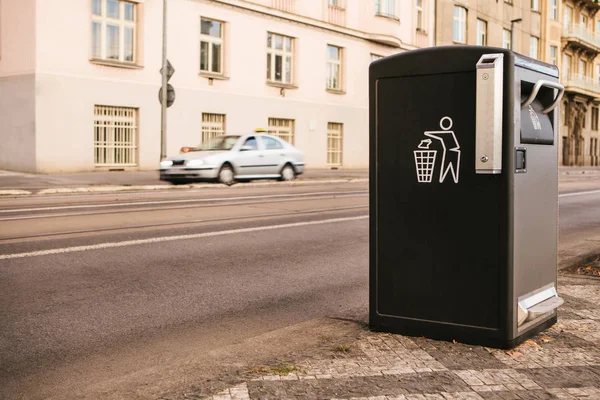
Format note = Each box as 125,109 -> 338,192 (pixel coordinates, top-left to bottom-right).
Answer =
160,160 -> 173,167
186,159 -> 204,167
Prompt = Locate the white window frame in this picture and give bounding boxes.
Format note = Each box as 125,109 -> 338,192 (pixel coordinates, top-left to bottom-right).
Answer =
201,113 -> 226,143
91,0 -> 137,63
327,122 -> 343,167
375,0 -> 396,18
416,0 -> 424,30
267,118 -> 295,145
531,0 -> 539,11
529,36 -> 539,59
200,18 -> 224,75
564,54 -> 572,78
326,44 -> 343,91
503,29 -> 511,49
476,19 -> 487,46
550,0 -> 558,21
267,32 -> 294,84
94,105 -> 138,166
564,6 -> 572,30
453,6 -> 467,44
549,45 -> 557,65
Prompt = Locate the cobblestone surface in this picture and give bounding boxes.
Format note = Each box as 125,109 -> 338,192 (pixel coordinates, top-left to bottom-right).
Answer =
201,277 -> 600,400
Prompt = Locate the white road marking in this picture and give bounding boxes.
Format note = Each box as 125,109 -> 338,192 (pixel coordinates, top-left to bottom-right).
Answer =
0,215 -> 368,260
0,190 -> 367,214
559,189 -> 600,198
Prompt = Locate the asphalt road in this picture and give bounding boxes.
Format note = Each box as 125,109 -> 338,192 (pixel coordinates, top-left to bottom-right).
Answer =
0,178 -> 599,399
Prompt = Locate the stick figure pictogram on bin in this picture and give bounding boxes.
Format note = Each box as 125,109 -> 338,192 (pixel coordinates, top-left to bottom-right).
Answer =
414,116 -> 461,184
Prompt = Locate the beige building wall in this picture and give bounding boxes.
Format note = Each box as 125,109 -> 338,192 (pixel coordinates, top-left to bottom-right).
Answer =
1,0 -> 435,173
559,0 -> 600,166
0,0 -> 37,172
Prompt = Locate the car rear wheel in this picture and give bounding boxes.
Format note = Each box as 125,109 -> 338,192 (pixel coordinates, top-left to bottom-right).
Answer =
218,164 -> 235,186
280,164 -> 296,181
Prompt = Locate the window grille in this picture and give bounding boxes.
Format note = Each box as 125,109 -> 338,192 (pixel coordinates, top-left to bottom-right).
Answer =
327,122 -> 343,166
268,118 -> 295,145
202,113 -> 226,143
94,105 -> 138,166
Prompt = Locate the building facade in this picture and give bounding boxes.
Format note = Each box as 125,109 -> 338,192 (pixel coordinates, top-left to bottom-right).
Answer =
0,0 -> 434,173
437,0 -> 600,166
560,0 -> 600,166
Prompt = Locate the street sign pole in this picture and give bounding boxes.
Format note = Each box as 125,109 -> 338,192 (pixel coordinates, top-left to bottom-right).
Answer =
160,0 -> 168,161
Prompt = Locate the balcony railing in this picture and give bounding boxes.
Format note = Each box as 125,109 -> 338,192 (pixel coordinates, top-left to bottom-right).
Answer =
271,0 -> 295,13
328,5 -> 346,26
563,24 -> 600,51
562,73 -> 600,95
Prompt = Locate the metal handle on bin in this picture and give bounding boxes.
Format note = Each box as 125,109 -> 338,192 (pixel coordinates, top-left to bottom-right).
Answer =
520,80 -> 565,114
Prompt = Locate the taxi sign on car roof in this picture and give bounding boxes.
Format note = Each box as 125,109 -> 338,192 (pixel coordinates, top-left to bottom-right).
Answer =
254,128 -> 267,133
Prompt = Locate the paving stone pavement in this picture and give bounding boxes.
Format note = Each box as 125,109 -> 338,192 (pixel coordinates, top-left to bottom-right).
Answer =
201,276 -> 600,400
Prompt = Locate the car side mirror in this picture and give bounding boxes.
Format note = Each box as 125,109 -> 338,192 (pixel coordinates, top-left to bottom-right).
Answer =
240,145 -> 254,151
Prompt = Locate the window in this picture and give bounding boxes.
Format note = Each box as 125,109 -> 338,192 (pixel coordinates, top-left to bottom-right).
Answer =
549,45 -> 557,65
267,118 -> 295,144
453,6 -> 467,44
94,105 -> 138,166
564,54 -> 572,77
416,0 -> 424,30
503,29 -> 511,49
564,6 -> 572,30
477,19 -> 487,46
327,123 -> 343,166
201,113 -> 226,143
326,45 -> 343,91
375,0 -> 396,18
597,64 -> 600,83
370,54 -> 383,62
550,0 -> 558,21
267,33 -> 294,84
263,136 -> 284,150
592,107 -> 599,131
581,14 -> 588,27
530,36 -> 539,59
91,0 -> 137,62
200,18 -> 223,74
531,0 -> 539,11
579,59 -> 587,77
243,137 -> 258,151
328,0 -> 343,6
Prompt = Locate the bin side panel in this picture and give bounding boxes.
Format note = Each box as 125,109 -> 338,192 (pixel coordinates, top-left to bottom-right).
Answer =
375,72 -> 507,330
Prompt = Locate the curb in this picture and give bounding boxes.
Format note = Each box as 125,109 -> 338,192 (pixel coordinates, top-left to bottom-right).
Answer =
0,178 -> 369,197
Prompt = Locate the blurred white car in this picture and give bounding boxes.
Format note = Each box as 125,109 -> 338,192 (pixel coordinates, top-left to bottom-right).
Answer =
159,134 -> 305,185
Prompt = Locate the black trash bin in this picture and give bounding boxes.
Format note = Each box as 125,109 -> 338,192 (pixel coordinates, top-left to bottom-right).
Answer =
369,46 -> 565,349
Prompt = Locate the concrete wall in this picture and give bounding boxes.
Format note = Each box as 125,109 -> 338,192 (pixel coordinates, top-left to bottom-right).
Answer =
0,0 -> 37,172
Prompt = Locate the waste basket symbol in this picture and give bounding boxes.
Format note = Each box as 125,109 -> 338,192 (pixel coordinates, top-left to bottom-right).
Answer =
413,139 -> 436,183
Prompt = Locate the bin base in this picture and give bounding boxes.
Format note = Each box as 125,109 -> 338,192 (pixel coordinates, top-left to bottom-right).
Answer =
370,315 -> 557,349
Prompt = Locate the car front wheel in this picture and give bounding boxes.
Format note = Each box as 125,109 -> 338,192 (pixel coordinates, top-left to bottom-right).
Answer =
280,164 -> 296,181
218,164 -> 235,186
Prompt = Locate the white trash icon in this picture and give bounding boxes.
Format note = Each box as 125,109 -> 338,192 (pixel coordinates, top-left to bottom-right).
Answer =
414,116 -> 461,184
414,139 -> 437,183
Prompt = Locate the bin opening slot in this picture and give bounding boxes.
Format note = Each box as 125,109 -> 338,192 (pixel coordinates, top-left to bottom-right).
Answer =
520,81 -> 555,145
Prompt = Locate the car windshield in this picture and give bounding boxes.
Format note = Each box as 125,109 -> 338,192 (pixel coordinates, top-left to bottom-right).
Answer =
196,136 -> 240,151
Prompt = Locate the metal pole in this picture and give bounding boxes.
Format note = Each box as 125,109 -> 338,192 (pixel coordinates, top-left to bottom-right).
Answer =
510,21 -> 514,51
160,0 -> 168,160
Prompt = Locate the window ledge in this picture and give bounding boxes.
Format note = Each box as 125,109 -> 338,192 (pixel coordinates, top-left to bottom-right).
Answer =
90,58 -> 144,69
326,88 -> 346,95
452,40 -> 467,45
266,81 -> 298,89
375,13 -> 400,22
199,71 -> 230,80
416,28 -> 428,35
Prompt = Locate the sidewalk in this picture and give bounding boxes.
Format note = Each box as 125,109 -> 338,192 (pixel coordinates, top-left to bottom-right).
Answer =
165,274 -> 600,400
0,168 -> 368,195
